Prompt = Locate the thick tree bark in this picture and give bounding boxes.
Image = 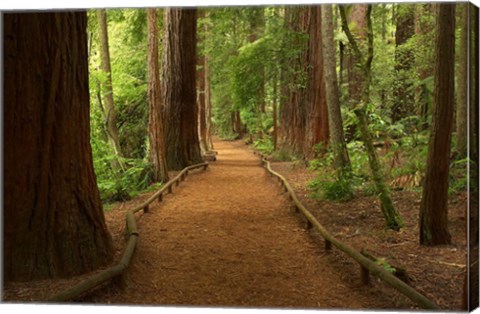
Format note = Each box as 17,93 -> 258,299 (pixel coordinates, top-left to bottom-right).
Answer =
321,4 -> 351,175
392,4 -> 415,123
419,3 -> 455,246
162,8 -> 202,170
303,5 -> 329,159
147,8 -> 169,183
456,3 -> 468,158
279,6 -> 308,155
97,9 -> 125,168
4,12 -> 114,281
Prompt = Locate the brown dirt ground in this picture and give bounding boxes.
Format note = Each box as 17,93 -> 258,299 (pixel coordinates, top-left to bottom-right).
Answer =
268,157 -> 469,311
2,139 -> 468,311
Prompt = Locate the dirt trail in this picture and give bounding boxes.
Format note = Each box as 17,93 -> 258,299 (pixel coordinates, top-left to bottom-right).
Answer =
88,140 -> 399,309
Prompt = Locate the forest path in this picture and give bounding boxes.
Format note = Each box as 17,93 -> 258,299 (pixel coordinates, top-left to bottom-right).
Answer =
90,139 -> 395,309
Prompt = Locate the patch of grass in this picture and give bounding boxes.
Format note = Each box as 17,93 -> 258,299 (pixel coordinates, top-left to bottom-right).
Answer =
308,176 -> 355,202
270,148 -> 296,162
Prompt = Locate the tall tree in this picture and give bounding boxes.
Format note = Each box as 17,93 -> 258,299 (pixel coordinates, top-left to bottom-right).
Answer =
4,12 -> 114,281
303,5 -> 329,159
419,3 -> 456,246
340,5 -> 403,230
97,9 -> 125,169
456,3 -> 468,158
467,4 -> 479,309
197,10 -> 210,153
161,8 -> 202,170
204,49 -> 214,150
321,4 -> 351,176
279,6 -> 308,155
147,8 -> 169,183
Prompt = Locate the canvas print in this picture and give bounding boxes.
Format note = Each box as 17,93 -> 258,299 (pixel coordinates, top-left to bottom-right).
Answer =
2,1 -> 479,312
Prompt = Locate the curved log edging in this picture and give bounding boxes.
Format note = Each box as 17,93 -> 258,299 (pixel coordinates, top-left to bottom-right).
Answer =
47,162 -> 209,302
255,151 -> 439,310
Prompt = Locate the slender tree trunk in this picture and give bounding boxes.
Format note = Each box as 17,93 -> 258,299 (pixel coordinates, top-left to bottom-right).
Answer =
162,8 -> 202,170
419,3 -> 455,246
321,4 -> 351,176
197,54 -> 208,153
204,53 -> 214,149
273,72 -> 278,151
147,8 -> 169,183
467,5 -> 479,309
97,9 -> 125,168
197,10 -> 209,153
202,11 -> 214,150
4,12 -> 113,281
340,5 -> 403,230
456,3 -> 468,158
303,5 -> 329,159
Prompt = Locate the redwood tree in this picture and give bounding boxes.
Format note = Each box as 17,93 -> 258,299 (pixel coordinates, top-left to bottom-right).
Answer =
419,3 -> 456,246
4,12 -> 114,281
303,5 -> 329,159
161,8 -> 202,170
147,8 -> 169,182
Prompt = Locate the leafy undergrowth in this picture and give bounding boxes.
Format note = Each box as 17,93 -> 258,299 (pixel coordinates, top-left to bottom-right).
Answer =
269,160 -> 468,310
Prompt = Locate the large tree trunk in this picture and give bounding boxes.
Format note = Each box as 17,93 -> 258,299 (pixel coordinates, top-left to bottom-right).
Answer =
321,4 -> 351,176
147,8 -> 169,183
303,5 -> 329,159
161,8 -> 202,170
419,3 -> 455,246
279,6 -> 308,155
391,4 -> 415,124
97,9 -> 125,168
4,12 -> 114,281
456,3 -> 468,158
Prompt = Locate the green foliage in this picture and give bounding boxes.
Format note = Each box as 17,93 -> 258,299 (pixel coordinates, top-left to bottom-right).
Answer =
449,157 -> 470,195
271,148 -> 296,162
88,9 -> 155,204
308,176 -> 355,202
253,137 -> 274,155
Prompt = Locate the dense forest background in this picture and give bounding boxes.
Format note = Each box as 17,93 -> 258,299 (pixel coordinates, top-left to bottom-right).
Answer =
87,4 -> 475,218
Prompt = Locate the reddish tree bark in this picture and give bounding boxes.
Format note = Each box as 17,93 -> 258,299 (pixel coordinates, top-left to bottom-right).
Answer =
279,6 -> 308,155
147,8 -> 169,182
419,3 -> 455,246
303,5 -> 329,159
161,8 -> 202,170
4,12 -> 113,281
